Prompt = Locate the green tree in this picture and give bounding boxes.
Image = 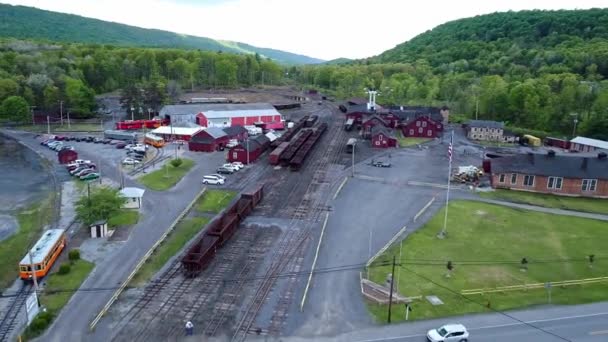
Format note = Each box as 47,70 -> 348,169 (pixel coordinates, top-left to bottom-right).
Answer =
64,77 -> 95,116
0,78 -> 20,102
43,84 -> 60,111
75,186 -> 127,225
0,95 -> 30,123
215,59 -> 237,87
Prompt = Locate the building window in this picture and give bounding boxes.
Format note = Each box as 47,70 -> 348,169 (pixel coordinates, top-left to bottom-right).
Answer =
547,176 -> 563,190
427,130 -> 432,137
409,129 -> 414,135
418,127 -> 423,134
422,121 -> 427,127
375,141 -> 380,146
232,152 -> 238,159
499,174 -> 506,183
416,121 -> 421,127
523,175 -> 535,187
511,173 -> 517,184
582,179 -> 597,192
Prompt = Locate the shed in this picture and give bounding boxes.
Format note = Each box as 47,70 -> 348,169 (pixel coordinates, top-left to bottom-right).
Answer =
119,187 -> 145,209
371,126 -> 397,148
189,127 -> 230,152
57,149 -> 78,164
227,135 -> 270,164
90,220 -> 108,238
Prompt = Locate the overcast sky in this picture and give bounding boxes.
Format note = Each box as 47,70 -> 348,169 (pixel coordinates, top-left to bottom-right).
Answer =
4,0 -> 607,60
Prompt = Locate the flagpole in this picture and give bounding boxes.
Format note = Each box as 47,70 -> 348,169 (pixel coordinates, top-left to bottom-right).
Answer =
439,130 -> 453,239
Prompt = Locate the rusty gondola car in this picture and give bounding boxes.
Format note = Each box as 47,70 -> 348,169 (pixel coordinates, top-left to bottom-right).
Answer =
181,184 -> 264,278
289,123 -> 327,171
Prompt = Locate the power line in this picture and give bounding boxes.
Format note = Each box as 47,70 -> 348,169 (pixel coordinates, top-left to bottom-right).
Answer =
400,265 -> 573,342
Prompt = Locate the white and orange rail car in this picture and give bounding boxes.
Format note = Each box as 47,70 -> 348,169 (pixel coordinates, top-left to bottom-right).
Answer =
19,229 -> 67,281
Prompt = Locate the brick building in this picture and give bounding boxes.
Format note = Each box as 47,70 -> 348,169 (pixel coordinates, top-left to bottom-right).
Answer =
490,151 -> 608,198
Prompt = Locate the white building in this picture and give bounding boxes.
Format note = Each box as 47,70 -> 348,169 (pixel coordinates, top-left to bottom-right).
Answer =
120,187 -> 145,209
570,136 -> 608,153
159,103 -> 282,128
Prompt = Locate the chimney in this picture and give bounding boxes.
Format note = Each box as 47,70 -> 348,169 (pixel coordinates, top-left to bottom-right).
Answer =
598,152 -> 607,160
547,150 -> 556,158
581,158 -> 588,170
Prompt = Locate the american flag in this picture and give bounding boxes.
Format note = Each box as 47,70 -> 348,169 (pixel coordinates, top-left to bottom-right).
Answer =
447,131 -> 453,162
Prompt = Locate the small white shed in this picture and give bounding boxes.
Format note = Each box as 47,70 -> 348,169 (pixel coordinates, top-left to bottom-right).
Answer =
119,187 -> 145,209
90,220 -> 108,238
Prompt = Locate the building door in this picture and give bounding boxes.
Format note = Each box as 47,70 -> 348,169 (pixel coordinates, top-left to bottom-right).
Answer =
96,225 -> 101,237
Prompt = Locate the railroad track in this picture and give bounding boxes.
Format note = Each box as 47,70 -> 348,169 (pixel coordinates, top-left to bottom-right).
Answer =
127,147 -> 167,176
231,103 -> 349,340
0,284 -> 32,341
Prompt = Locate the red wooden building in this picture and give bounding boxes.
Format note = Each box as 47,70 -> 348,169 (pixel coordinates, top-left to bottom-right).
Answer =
222,125 -> 248,141
57,149 -> 78,164
188,127 -> 230,152
371,126 -> 397,148
362,115 -> 391,138
400,116 -> 443,138
227,135 -> 270,164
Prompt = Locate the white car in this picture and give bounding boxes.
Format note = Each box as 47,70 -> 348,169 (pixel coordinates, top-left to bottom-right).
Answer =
202,175 -> 225,185
67,159 -> 91,167
122,158 -> 141,165
231,162 -> 244,170
209,174 -> 227,181
427,324 -> 469,342
222,163 -> 239,172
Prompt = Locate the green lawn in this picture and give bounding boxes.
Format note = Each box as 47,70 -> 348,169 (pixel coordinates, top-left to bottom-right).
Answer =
138,158 -> 195,191
367,200 -> 608,323
0,195 -> 54,289
195,190 -> 237,213
107,209 -> 140,228
23,258 -> 94,340
397,132 -> 432,147
131,217 -> 209,286
479,189 -> 607,214
14,123 -> 103,133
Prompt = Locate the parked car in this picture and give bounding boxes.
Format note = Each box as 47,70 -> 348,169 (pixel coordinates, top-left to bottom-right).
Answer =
67,159 -> 92,167
426,324 -> 469,342
221,163 -> 239,172
209,174 -> 227,181
122,158 -> 141,165
84,136 -> 95,142
93,138 -> 103,144
116,143 -> 126,149
216,166 -> 235,174
74,136 -> 85,142
202,175 -> 225,185
75,168 -> 95,177
54,135 -> 67,141
70,166 -> 89,175
231,162 -> 244,170
60,145 -> 75,151
109,140 -> 119,145
102,139 -> 112,144
371,160 -> 392,168
80,172 -> 100,181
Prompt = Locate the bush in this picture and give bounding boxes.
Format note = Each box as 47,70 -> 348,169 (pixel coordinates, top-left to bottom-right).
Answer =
26,311 -> 54,336
68,249 -> 80,261
170,158 -> 183,168
58,263 -> 71,275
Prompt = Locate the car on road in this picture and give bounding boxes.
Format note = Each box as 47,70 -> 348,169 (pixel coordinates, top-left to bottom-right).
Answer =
122,158 -> 141,165
216,166 -> 235,174
202,175 -> 225,185
221,163 -> 239,172
231,162 -> 244,170
371,160 -> 392,168
80,172 -> 100,181
427,324 -> 469,342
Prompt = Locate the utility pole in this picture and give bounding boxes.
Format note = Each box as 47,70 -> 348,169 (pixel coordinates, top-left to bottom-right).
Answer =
148,108 -> 152,121
351,141 -> 356,177
46,116 -> 50,135
387,255 -> 396,324
131,106 -> 135,122
30,106 -> 35,126
59,100 -> 64,125
67,110 -> 71,129
475,98 -> 479,121
28,251 -> 40,306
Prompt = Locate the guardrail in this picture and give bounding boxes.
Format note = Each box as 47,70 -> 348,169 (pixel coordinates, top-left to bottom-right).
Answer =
89,186 -> 208,330
462,276 -> 608,295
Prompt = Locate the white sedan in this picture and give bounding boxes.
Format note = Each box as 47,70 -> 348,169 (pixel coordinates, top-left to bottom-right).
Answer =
122,158 -> 141,165
427,324 -> 469,342
222,163 -> 239,172
231,162 -> 244,170
202,175 -> 225,185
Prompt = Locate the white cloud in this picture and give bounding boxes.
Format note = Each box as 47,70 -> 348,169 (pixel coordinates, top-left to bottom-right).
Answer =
4,0 -> 606,60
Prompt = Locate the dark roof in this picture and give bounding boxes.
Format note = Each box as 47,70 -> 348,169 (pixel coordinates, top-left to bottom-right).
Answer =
402,115 -> 442,126
371,125 -> 394,138
204,127 -> 227,139
347,97 -> 368,106
491,153 -> 608,180
160,102 -> 276,116
387,110 -> 443,123
387,105 -> 441,115
363,115 -> 389,126
467,120 -> 504,129
240,135 -> 270,151
190,127 -> 226,143
222,125 -> 248,136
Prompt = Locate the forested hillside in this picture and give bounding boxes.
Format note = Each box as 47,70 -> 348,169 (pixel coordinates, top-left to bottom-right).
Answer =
292,9 -> 608,139
0,4 -> 324,65
0,39 -> 283,122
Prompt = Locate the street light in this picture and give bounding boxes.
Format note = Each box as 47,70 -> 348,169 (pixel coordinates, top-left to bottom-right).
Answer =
148,108 -> 152,120
130,106 -> 135,121
570,113 -> 579,139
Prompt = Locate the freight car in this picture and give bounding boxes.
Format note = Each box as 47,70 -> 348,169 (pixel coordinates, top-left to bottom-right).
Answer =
104,130 -> 138,142
181,184 -> 264,277
545,137 -> 570,149
271,116 -> 309,148
289,123 -> 327,171
305,115 -> 319,127
269,142 -> 290,165
279,129 -> 313,165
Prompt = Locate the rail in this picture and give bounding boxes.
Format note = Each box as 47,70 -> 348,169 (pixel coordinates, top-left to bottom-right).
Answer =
462,276 -> 608,295
89,187 -> 207,331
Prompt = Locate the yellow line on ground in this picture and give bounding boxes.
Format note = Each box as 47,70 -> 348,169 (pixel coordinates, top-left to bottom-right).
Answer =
300,212 -> 330,312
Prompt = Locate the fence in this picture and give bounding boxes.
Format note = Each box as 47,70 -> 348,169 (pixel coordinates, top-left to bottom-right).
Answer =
462,276 -> 608,295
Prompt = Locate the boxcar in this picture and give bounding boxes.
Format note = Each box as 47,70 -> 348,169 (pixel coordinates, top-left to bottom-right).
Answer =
104,130 -> 138,142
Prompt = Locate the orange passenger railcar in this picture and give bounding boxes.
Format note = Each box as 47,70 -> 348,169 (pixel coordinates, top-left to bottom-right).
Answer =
19,229 -> 67,280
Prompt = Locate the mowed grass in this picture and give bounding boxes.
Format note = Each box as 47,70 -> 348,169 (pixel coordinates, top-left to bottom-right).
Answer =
195,190 -> 237,213
479,189 -> 608,214
0,195 -> 54,289
367,200 -> 608,323
138,158 -> 194,191
397,131 -> 432,147
108,209 -> 140,228
131,217 -> 209,286
40,259 -> 95,313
